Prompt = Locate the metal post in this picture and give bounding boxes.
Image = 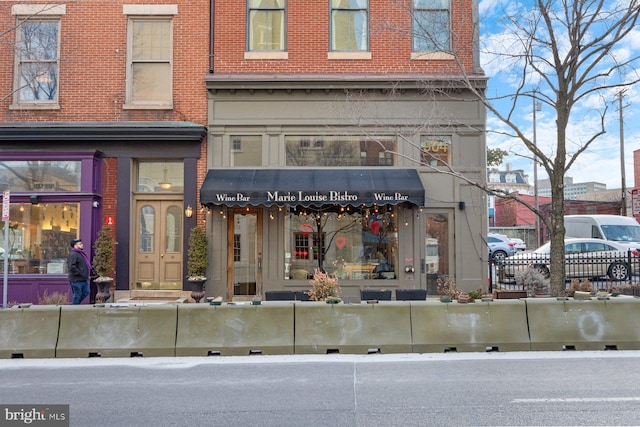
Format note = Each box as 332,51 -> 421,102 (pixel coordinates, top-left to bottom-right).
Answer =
533,93 -> 542,246
619,91 -> 627,216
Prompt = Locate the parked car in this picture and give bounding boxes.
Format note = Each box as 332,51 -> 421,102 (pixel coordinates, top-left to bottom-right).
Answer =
510,238 -> 527,251
502,238 -> 639,281
487,233 -> 517,263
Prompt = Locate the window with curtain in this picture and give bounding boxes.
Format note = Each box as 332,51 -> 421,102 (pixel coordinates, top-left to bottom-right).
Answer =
330,0 -> 368,51
14,19 -> 60,104
248,0 -> 286,51
127,18 -> 173,106
412,0 -> 450,52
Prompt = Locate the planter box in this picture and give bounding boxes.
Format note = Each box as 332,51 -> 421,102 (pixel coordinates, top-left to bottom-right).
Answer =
395,289 -> 427,301
265,290 -> 296,301
493,290 -> 528,299
360,289 -> 392,301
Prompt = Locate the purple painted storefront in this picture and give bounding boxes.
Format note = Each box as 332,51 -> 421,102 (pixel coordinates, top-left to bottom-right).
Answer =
1,151 -> 103,305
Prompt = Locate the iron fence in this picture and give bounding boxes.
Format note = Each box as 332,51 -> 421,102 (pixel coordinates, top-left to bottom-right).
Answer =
489,250 -> 640,292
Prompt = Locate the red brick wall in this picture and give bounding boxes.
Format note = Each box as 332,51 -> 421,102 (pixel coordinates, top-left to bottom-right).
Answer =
213,0 -> 477,75
0,0 -> 208,126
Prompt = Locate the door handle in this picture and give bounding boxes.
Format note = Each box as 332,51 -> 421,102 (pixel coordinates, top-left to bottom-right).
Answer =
257,252 -> 262,272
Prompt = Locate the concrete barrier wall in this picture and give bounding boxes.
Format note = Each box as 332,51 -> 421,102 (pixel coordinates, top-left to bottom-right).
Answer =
294,301 -> 412,354
0,305 -> 61,359
3,297 -> 640,358
176,302 -> 295,356
527,297 -> 640,351
56,304 -> 178,357
411,300 -> 531,353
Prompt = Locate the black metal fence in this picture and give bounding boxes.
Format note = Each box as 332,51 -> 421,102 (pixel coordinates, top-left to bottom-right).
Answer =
489,250 -> 640,292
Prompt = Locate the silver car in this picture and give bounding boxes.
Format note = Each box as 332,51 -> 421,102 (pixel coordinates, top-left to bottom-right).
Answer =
502,238 -> 638,281
487,233 -> 517,263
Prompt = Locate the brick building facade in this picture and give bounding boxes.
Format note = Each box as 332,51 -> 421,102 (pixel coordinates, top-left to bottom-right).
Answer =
1,0 -> 488,304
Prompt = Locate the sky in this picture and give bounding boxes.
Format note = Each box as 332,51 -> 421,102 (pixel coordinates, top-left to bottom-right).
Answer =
478,0 -> 640,190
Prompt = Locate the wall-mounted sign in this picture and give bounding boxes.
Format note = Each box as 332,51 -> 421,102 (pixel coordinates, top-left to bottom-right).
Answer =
2,190 -> 9,221
105,216 -> 114,226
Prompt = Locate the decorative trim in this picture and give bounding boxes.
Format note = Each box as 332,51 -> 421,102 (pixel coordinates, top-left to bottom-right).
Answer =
244,51 -> 289,60
123,5 -> 178,15
327,52 -> 372,60
411,52 -> 455,61
9,103 -> 60,111
12,4 -> 66,15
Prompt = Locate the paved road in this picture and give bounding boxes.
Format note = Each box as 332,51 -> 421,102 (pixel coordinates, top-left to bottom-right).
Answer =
2,351 -> 640,426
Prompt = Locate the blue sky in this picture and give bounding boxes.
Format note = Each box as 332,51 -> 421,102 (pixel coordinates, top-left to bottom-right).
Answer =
478,0 -> 640,190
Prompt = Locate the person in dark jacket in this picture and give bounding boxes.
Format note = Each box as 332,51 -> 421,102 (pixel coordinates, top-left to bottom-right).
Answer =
68,239 -> 90,304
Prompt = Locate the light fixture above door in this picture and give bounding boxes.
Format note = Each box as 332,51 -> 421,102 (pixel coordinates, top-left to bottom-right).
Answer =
159,163 -> 172,190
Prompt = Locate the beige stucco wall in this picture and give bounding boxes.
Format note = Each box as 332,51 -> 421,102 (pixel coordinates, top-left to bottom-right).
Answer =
205,83 -> 487,299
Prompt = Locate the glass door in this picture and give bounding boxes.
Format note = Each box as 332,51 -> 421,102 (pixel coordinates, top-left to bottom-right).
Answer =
134,200 -> 183,289
227,208 -> 263,301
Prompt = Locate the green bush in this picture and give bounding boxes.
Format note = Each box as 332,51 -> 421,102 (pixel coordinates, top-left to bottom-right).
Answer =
92,227 -> 115,279
187,226 -> 209,279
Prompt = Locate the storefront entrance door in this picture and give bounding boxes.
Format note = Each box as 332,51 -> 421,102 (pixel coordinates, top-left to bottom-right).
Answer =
134,201 -> 184,290
227,208 -> 263,301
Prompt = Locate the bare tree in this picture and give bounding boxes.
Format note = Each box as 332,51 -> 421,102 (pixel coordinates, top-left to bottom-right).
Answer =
1,4 -> 61,104
373,0 -> 640,295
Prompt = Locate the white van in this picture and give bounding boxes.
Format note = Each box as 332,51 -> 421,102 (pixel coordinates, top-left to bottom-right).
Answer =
564,215 -> 640,249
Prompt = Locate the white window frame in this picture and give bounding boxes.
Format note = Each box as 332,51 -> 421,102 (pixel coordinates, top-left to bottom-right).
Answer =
411,0 -> 451,57
330,0 -> 369,52
11,4 -> 65,110
123,5 -> 177,109
246,0 -> 287,57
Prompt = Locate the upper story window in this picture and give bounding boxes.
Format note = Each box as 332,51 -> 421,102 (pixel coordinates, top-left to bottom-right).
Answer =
248,0 -> 286,51
412,0 -> 450,52
231,135 -> 262,167
123,5 -> 177,109
11,4 -> 65,108
285,136 -> 395,166
330,0 -> 368,52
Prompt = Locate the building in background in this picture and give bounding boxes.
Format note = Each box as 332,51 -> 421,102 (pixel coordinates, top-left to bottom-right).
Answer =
537,177 -> 607,200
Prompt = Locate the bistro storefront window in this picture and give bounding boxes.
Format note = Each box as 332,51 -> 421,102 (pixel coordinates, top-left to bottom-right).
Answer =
285,206 -> 398,280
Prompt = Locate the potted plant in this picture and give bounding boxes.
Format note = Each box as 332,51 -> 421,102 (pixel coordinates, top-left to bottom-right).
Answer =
187,226 -> 208,303
92,226 -> 116,303
306,268 -> 341,303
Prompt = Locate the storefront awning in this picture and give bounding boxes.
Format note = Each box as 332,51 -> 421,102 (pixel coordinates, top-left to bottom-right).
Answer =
200,169 -> 425,208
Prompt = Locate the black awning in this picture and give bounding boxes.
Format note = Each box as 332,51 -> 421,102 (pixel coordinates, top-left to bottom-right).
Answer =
200,169 -> 425,208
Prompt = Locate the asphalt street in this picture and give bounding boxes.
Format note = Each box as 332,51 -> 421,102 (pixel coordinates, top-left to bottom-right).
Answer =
2,351 -> 640,426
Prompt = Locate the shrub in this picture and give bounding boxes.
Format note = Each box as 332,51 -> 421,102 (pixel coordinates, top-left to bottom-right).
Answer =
436,276 -> 461,300
187,226 -> 209,280
93,227 -> 115,280
568,278 -> 594,293
38,290 -> 70,305
467,287 -> 484,300
515,267 -> 550,296
307,269 -> 340,301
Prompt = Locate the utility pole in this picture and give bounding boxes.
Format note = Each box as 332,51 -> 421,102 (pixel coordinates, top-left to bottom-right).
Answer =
619,90 -> 627,216
533,92 -> 542,245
